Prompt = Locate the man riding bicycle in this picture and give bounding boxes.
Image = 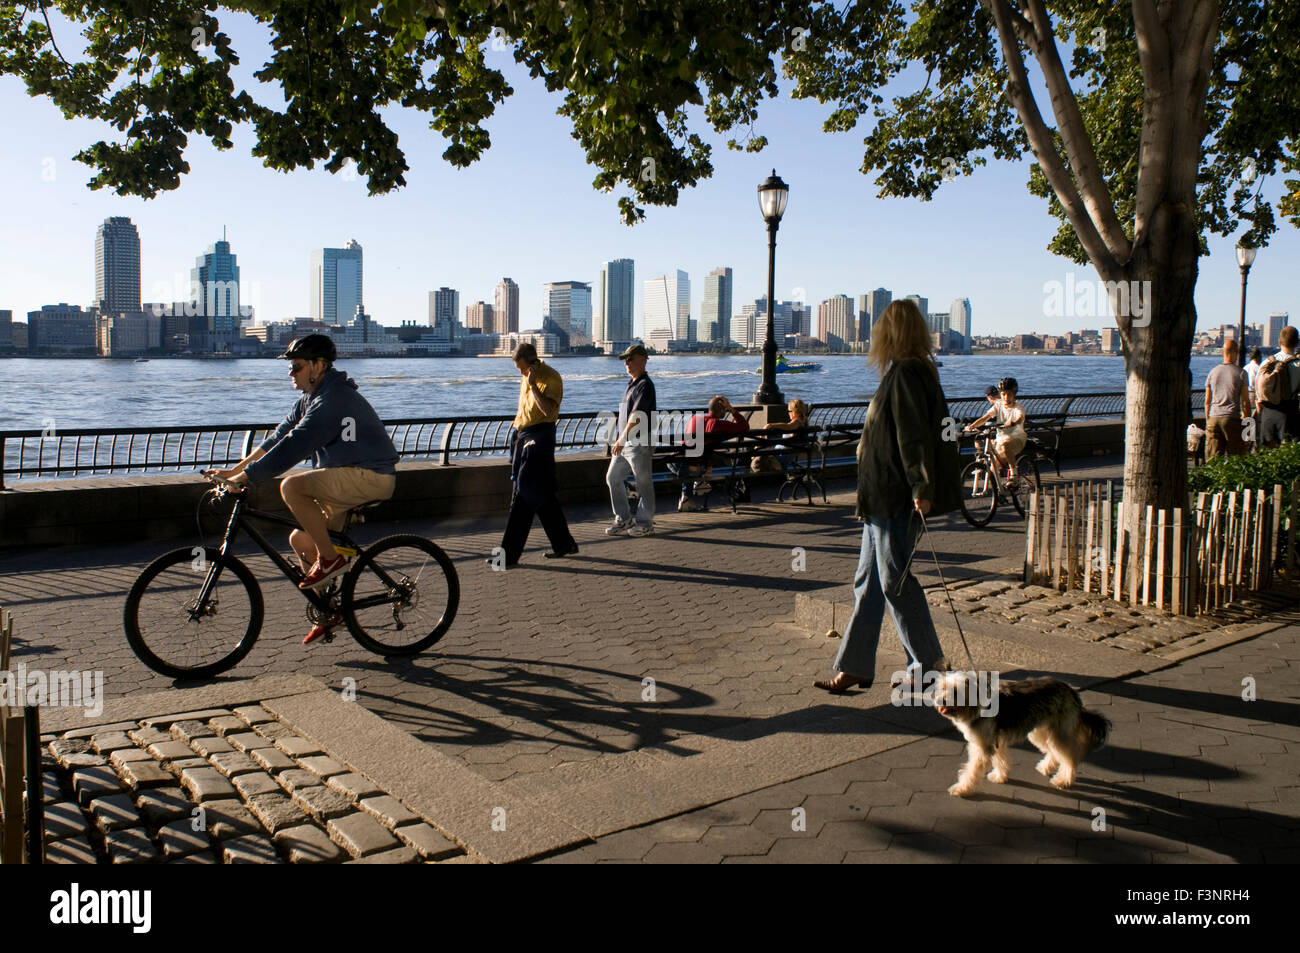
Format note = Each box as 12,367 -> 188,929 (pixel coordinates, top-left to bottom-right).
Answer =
964,376 -> 1028,486
207,334 -> 398,642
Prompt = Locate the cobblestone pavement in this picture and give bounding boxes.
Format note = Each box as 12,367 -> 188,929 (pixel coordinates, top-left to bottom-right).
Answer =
40,704 -> 464,864
542,617 -> 1300,863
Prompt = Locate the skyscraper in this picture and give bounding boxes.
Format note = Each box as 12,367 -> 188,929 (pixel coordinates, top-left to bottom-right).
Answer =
741,298 -> 795,347
597,259 -> 635,345
1267,312 -> 1288,349
856,294 -> 871,343
643,270 -> 690,348
465,301 -> 496,335
191,237 -> 242,327
866,288 -> 892,337
905,294 -> 929,318
949,297 -> 972,352
95,216 -> 141,314
701,267 -> 733,346
310,239 -> 363,325
543,281 -> 593,346
818,296 -> 856,351
429,287 -> 459,326
495,278 -> 520,334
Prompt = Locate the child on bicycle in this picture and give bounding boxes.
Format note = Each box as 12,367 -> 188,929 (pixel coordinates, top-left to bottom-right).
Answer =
206,334 -> 398,642
964,377 -> 1027,486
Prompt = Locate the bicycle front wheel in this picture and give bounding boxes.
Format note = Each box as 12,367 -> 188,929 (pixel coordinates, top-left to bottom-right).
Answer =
124,547 -> 263,679
340,534 -> 460,656
1010,453 -> 1042,517
959,460 -> 998,527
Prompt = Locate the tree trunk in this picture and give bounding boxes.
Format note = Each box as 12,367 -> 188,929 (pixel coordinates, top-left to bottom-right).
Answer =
1119,197 -> 1200,588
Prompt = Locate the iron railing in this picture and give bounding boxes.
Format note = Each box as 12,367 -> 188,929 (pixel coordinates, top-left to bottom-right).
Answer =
0,390 -> 1202,488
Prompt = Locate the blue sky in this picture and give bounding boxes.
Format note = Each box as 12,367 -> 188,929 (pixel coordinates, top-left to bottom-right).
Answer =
1,12 -> 1296,338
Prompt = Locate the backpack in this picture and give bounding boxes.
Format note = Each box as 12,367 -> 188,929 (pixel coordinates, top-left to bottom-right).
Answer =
1258,355 -> 1299,405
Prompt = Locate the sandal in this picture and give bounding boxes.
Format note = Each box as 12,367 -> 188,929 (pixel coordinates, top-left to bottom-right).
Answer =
813,673 -> 873,694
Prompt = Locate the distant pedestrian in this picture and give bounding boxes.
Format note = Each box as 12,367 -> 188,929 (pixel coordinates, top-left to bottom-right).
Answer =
1257,327 -> 1300,447
490,343 -> 578,567
1244,348 -> 1263,451
1204,340 -> 1250,459
605,344 -> 657,537
814,299 -> 959,694
1244,348 -> 1263,395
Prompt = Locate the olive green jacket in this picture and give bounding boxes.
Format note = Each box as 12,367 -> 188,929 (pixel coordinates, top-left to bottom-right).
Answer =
855,358 -> 962,520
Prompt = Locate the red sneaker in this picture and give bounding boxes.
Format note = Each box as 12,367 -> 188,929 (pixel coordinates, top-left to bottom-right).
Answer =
298,554 -> 349,590
304,613 -> 343,644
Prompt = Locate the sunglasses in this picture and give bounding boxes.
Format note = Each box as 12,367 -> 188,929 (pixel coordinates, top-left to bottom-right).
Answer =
290,362 -> 309,374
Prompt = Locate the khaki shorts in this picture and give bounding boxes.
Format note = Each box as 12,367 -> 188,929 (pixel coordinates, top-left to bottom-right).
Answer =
995,432 -> 1027,458
293,467 -> 396,530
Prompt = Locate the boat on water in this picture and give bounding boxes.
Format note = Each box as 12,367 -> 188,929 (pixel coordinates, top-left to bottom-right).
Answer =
757,354 -> 822,375
133,357 -> 149,363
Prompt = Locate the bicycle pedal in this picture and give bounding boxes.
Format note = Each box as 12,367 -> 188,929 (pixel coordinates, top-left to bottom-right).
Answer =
322,631 -> 335,643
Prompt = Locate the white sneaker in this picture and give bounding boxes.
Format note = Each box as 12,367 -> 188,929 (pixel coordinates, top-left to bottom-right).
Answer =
627,523 -> 654,537
678,498 -> 703,512
605,521 -> 630,536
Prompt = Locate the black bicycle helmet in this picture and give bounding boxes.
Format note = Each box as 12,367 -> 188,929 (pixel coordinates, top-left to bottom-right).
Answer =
984,385 -> 999,398
279,333 -> 337,363
997,376 -> 1018,393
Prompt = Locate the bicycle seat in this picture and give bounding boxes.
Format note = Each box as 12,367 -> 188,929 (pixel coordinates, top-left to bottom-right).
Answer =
342,501 -> 386,529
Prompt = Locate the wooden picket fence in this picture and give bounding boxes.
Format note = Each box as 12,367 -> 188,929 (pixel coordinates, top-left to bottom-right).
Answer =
0,607 -> 43,864
1024,479 -> 1298,615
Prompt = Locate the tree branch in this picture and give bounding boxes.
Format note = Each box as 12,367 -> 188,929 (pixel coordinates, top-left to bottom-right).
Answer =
979,0 -> 1120,277
37,1 -> 70,66
1168,0 -> 1220,193
1131,0 -> 1175,251
1023,0 -> 1131,260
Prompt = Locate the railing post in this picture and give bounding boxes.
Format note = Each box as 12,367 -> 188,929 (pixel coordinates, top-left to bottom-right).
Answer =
439,421 -> 457,466
24,705 -> 42,864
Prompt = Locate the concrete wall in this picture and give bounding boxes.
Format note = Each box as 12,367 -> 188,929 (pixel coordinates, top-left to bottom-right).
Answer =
0,419 -> 1134,549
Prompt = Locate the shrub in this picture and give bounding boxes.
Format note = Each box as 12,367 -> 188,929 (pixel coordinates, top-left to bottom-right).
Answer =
1189,441 -> 1300,528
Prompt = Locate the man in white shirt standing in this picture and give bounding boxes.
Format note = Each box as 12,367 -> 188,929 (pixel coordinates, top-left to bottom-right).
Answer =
1257,327 -> 1300,448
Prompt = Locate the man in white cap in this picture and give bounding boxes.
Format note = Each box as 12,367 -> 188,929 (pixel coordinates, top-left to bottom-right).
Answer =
605,344 -> 657,537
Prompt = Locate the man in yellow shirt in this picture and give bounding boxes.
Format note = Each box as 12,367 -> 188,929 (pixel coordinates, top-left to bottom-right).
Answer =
490,342 -> 578,567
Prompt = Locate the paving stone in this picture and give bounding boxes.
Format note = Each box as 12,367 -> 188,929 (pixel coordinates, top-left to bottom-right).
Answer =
328,812 -> 400,857
157,819 -> 211,858
117,759 -> 175,791
297,756 -> 347,778
89,731 -> 136,755
278,769 -> 324,794
191,735 -> 235,757
142,709 -> 234,727
208,751 -> 260,779
108,747 -> 154,767
89,793 -> 142,832
62,722 -> 140,740
226,732 -> 269,753
106,828 -> 158,864
49,738 -> 93,761
275,824 -> 347,864
72,765 -> 124,807
326,772 -> 383,803
233,705 -> 274,726
43,801 -> 92,842
170,719 -> 217,744
208,716 -> 248,736
195,799 -> 261,840
359,794 -> 420,828
274,736 -> 323,758
247,793 -> 311,835
223,833 -> 282,864
170,757 -> 209,772
393,823 -> 462,861
148,740 -> 198,762
136,787 -> 192,825
253,721 -> 293,742
345,846 -> 420,864
167,851 -> 219,864
291,786 -> 354,822
249,747 -> 296,773
128,727 -> 171,747
45,835 -> 98,864
180,766 -> 238,802
42,775 -> 63,804
234,772 -> 282,800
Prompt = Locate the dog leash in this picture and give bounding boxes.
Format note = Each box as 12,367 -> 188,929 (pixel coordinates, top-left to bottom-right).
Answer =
896,509 -> 976,671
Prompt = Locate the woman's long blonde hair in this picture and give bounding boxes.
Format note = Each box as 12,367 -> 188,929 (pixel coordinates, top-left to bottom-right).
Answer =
868,300 -> 937,378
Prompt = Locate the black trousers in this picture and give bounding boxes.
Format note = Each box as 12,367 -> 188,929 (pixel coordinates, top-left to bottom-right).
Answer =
500,423 -> 575,561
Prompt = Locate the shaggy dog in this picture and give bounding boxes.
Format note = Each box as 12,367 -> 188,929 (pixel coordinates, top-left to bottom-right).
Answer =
933,672 -> 1111,797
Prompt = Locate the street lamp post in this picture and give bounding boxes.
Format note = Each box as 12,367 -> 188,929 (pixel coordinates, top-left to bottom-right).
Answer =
1236,241 -> 1257,366
753,170 -> 788,407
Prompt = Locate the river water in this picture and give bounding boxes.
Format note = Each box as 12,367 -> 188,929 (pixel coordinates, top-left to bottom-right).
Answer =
0,354 -> 1224,430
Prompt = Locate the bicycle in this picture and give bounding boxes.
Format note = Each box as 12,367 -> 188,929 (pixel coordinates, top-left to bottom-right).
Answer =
124,474 -> 459,679
958,426 -> 1043,527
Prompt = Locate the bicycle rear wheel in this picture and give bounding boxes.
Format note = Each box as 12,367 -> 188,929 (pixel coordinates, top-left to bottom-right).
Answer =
340,534 -> 459,656
1010,453 -> 1042,517
959,460 -> 998,527
124,547 -> 263,679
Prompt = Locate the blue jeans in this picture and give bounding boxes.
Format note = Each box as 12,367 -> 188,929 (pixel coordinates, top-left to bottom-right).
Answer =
606,445 -> 655,526
833,515 -> 945,679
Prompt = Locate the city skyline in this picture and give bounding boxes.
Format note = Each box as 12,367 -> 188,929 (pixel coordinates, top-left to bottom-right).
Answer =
3,25 -> 1295,343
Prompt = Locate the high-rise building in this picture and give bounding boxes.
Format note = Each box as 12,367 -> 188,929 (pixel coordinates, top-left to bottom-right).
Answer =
1267,312 -> 1289,349
191,237 -> 242,327
643,270 -> 690,346
28,304 -> 98,351
495,278 -> 520,334
428,287 -> 460,342
818,296 -> 856,351
596,259 -> 635,346
856,294 -> 871,343
701,267 -> 733,346
1101,328 -> 1121,353
543,281 -> 593,346
950,298 -> 972,342
465,301 -> 496,335
0,310 -> 12,349
310,240 -> 363,325
905,294 -> 928,318
866,288 -> 892,338
95,216 -> 141,314
740,298 -> 795,348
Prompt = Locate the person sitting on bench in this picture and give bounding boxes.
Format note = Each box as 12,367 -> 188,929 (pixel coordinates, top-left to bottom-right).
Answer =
678,396 -> 750,511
